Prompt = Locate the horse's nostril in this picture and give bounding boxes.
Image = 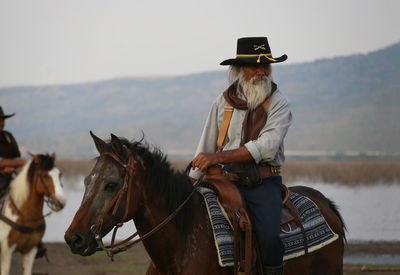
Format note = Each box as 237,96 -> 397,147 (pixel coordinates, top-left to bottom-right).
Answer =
65,233 -> 85,249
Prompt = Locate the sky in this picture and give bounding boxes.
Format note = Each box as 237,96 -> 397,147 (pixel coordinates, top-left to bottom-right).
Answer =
0,0 -> 399,88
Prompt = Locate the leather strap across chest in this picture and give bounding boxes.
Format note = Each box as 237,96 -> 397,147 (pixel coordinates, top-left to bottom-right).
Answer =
0,212 -> 45,233
217,96 -> 272,151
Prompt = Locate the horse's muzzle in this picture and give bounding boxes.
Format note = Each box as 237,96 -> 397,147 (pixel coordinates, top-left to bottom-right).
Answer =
51,196 -> 66,211
64,232 -> 98,256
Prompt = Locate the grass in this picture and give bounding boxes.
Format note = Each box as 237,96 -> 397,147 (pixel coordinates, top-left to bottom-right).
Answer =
8,242 -> 400,275
89,264 -> 148,273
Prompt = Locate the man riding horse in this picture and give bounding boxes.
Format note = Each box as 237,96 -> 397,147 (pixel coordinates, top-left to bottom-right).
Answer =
190,37 -> 292,275
0,106 -> 26,198
0,106 -> 48,260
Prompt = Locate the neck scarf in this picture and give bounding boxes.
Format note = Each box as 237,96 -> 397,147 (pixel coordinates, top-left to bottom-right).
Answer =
223,82 -> 276,143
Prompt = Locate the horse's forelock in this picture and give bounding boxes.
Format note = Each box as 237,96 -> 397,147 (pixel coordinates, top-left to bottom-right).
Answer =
102,137 -> 149,160
37,154 -> 55,170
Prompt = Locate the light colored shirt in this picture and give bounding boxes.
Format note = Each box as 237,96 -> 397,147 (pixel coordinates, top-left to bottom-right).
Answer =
189,87 -> 292,179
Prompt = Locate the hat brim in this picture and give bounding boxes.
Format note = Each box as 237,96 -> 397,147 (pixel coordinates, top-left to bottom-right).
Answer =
220,54 -> 287,66
1,113 -> 15,120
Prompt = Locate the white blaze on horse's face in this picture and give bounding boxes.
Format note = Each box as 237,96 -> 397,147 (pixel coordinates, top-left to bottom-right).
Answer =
48,168 -> 66,211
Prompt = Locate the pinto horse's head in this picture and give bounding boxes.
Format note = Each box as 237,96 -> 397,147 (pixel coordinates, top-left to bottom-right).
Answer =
29,153 -> 66,212
65,132 -> 145,256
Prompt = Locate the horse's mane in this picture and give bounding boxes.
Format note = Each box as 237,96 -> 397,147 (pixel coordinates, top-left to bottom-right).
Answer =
10,154 -> 55,209
103,138 -> 195,233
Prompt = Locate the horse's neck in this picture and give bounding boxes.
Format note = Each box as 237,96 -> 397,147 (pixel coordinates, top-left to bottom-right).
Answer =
9,160 -> 31,208
133,183 -> 200,269
9,163 -> 44,221
20,187 -> 45,220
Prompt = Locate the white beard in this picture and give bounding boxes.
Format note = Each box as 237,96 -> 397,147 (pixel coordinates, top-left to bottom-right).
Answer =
238,69 -> 273,110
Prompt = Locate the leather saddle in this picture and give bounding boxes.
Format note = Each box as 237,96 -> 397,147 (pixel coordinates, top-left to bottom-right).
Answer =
201,169 -> 306,275
203,166 -> 302,233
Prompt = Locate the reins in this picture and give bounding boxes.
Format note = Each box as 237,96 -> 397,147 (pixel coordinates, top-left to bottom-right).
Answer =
91,149 -> 200,261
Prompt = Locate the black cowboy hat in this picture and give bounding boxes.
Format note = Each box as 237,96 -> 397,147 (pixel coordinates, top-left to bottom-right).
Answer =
0,106 -> 15,120
220,37 -> 287,66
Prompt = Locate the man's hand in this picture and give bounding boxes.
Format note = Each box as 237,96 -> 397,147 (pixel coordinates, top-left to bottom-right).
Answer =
192,152 -> 219,172
1,167 -> 15,174
192,147 -> 254,172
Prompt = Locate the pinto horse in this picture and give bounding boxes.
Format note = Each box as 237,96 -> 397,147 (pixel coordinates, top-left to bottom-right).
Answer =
65,133 -> 346,275
0,153 -> 65,275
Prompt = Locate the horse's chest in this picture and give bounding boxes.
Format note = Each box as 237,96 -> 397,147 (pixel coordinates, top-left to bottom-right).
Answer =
9,229 -> 44,253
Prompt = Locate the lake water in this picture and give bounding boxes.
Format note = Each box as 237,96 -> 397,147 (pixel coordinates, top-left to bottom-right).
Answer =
44,177 -> 400,242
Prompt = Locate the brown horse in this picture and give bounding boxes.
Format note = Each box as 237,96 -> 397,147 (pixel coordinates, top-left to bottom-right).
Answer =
0,153 -> 65,275
65,133 -> 346,275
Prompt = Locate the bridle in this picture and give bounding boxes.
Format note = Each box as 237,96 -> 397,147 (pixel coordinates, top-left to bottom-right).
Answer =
35,169 -> 63,211
90,148 -> 200,261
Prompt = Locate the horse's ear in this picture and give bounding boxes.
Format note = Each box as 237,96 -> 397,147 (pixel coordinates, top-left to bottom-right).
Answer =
51,152 -> 56,161
110,133 -> 124,157
90,131 -> 106,153
29,152 -> 41,164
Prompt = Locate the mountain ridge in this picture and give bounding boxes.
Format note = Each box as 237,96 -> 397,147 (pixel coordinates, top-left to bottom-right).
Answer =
1,42 -> 399,158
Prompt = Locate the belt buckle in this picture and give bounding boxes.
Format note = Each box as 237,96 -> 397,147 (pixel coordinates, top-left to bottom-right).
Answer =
271,166 -> 281,175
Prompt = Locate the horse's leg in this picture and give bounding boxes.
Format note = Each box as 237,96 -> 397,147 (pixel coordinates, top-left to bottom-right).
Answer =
0,242 -> 16,275
307,238 -> 343,275
146,261 -> 161,275
22,246 -> 37,275
284,254 -> 316,275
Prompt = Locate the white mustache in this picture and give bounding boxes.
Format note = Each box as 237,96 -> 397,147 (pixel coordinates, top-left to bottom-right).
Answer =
250,75 -> 268,84
239,73 -> 272,110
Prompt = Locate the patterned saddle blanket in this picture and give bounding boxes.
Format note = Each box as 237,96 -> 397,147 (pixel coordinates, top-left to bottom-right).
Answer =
198,187 -> 339,267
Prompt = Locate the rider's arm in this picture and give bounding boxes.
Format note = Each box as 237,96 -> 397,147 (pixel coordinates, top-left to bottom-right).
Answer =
0,158 -> 27,169
192,146 -> 253,172
244,91 -> 292,164
189,97 -> 221,179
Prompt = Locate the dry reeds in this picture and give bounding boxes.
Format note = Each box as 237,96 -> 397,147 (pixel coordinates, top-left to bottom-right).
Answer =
55,159 -> 400,185
55,159 -> 96,179
282,160 -> 400,185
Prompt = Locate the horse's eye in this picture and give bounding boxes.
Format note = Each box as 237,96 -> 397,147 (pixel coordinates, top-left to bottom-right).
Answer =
104,182 -> 119,192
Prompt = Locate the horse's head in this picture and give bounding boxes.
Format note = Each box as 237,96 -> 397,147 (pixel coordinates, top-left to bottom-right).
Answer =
65,132 -> 146,256
29,152 -> 66,211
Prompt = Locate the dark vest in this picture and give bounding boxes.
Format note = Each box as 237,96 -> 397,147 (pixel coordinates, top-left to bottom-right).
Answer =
0,131 -> 20,159
0,131 -> 20,195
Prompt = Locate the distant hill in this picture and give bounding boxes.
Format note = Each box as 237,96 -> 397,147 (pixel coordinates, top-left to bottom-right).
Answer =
1,42 -> 400,158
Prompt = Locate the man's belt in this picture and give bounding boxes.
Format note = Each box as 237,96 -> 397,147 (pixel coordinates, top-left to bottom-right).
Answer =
258,165 -> 281,178
205,164 -> 281,181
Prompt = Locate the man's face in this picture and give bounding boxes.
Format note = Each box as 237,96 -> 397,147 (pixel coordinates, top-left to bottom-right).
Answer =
0,119 -> 4,132
242,64 -> 271,84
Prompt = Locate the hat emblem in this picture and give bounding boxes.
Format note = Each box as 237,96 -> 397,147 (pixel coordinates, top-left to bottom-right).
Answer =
253,44 -> 266,51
